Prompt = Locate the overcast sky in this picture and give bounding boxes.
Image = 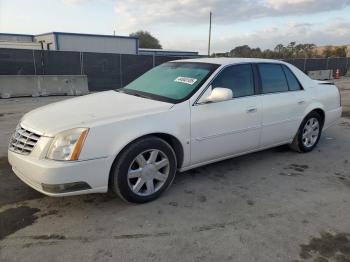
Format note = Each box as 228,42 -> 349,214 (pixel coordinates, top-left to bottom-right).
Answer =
0,0 -> 350,54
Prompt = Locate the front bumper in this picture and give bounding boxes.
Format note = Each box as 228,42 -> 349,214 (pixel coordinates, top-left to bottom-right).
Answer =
8,150 -> 113,197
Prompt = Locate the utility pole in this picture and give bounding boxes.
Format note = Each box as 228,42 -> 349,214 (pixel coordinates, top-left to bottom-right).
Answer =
0,0 -> 2,30
208,11 -> 212,57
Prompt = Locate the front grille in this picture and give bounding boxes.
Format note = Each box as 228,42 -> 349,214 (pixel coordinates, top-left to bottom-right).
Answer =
9,125 -> 41,155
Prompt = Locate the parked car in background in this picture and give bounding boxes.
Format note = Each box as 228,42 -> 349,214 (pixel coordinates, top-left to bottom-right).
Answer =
8,58 -> 342,203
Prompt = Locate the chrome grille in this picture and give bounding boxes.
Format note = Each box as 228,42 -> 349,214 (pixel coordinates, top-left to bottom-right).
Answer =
9,126 -> 41,155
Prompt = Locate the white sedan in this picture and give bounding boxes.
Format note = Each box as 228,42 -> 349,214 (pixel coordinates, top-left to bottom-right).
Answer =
8,58 -> 342,203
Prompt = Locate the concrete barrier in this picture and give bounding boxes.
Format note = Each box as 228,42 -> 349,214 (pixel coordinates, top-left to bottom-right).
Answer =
0,75 -> 89,98
307,70 -> 333,80
346,68 -> 350,77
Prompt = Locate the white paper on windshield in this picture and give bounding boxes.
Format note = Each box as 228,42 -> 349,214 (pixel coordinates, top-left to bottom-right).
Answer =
174,77 -> 198,85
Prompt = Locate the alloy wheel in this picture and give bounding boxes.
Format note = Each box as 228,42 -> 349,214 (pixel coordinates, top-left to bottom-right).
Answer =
302,117 -> 320,148
127,149 -> 170,196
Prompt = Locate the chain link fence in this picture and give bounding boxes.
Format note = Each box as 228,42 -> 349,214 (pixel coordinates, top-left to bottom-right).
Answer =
283,57 -> 350,77
0,49 -> 190,91
0,48 -> 349,91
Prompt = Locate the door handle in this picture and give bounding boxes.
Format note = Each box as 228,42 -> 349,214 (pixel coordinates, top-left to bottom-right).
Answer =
298,100 -> 305,104
246,108 -> 258,113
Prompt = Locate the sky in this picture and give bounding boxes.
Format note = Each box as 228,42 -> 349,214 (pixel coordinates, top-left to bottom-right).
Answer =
0,0 -> 350,54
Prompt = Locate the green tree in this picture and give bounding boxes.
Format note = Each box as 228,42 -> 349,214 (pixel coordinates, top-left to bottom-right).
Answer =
295,44 -> 305,57
229,45 -> 251,57
322,46 -> 333,58
274,44 -> 284,57
251,47 -> 262,57
227,42 -> 317,59
229,45 -> 262,58
130,30 -> 162,49
262,49 -> 277,59
332,46 -> 347,57
292,43 -> 316,58
303,44 -> 316,58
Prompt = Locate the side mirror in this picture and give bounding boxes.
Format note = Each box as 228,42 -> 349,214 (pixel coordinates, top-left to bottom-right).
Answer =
205,87 -> 233,103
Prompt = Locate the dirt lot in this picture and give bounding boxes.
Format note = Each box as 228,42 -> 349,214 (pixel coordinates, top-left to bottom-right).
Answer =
0,79 -> 350,262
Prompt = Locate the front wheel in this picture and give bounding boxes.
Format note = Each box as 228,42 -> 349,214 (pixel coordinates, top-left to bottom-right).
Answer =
289,111 -> 323,153
110,136 -> 177,203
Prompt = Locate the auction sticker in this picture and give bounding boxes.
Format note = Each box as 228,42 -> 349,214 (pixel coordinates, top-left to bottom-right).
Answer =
174,77 -> 198,85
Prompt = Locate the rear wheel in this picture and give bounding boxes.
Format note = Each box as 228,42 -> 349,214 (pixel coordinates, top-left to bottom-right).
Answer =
110,136 -> 177,203
289,111 -> 323,153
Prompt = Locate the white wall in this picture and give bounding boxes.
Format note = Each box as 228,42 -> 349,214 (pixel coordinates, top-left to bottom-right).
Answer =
58,34 -> 137,54
0,34 -> 33,42
34,34 -> 57,50
0,33 -> 138,54
0,41 -> 41,50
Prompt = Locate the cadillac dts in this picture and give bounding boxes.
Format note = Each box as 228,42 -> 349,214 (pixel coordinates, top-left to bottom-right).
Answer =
8,58 -> 342,203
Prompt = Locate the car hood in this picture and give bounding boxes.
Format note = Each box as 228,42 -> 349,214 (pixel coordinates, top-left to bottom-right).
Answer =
21,91 -> 173,136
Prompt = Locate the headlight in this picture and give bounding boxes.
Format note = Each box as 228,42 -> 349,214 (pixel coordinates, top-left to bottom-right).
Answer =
47,128 -> 89,161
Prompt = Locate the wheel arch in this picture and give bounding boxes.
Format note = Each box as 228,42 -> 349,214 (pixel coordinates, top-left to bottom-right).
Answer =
303,107 -> 325,128
290,107 -> 325,153
303,101 -> 325,125
108,132 -> 184,189
312,108 -> 325,127
149,133 -> 184,169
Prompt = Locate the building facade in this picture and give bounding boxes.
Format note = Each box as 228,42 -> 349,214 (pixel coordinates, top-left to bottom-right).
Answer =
0,32 -> 200,57
0,32 -> 139,55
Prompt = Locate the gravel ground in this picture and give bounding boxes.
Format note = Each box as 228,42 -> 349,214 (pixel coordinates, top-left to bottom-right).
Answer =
0,79 -> 349,262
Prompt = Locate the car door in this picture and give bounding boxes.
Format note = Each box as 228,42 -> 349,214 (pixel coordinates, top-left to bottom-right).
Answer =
257,63 -> 309,148
190,64 -> 262,165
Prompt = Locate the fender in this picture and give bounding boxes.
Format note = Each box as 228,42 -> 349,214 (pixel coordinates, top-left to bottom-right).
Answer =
303,101 -> 325,120
79,102 -> 191,167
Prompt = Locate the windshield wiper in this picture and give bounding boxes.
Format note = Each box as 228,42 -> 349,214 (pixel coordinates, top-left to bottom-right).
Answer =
132,93 -> 150,98
116,89 -> 151,99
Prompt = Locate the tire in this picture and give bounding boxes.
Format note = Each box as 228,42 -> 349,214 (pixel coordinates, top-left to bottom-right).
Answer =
289,111 -> 323,153
110,136 -> 177,203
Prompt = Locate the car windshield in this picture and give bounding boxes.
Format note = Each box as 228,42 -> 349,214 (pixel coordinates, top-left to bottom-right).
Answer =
118,62 -> 219,103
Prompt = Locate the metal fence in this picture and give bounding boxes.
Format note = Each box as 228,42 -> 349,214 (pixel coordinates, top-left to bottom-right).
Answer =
283,57 -> 350,76
0,48 -> 349,91
0,48 -> 189,91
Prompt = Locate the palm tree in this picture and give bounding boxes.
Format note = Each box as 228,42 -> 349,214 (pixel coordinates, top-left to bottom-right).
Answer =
274,44 -> 284,58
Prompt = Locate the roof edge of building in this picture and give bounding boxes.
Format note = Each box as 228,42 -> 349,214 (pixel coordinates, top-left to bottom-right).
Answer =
35,31 -> 138,40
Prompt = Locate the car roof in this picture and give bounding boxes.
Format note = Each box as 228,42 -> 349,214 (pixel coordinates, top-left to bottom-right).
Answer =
173,57 -> 286,66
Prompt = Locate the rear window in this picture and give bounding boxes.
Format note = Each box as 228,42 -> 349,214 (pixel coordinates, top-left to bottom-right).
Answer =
282,65 -> 302,91
258,64 -> 289,94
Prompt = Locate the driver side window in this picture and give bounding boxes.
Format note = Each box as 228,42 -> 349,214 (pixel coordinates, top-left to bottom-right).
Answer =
211,64 -> 255,98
